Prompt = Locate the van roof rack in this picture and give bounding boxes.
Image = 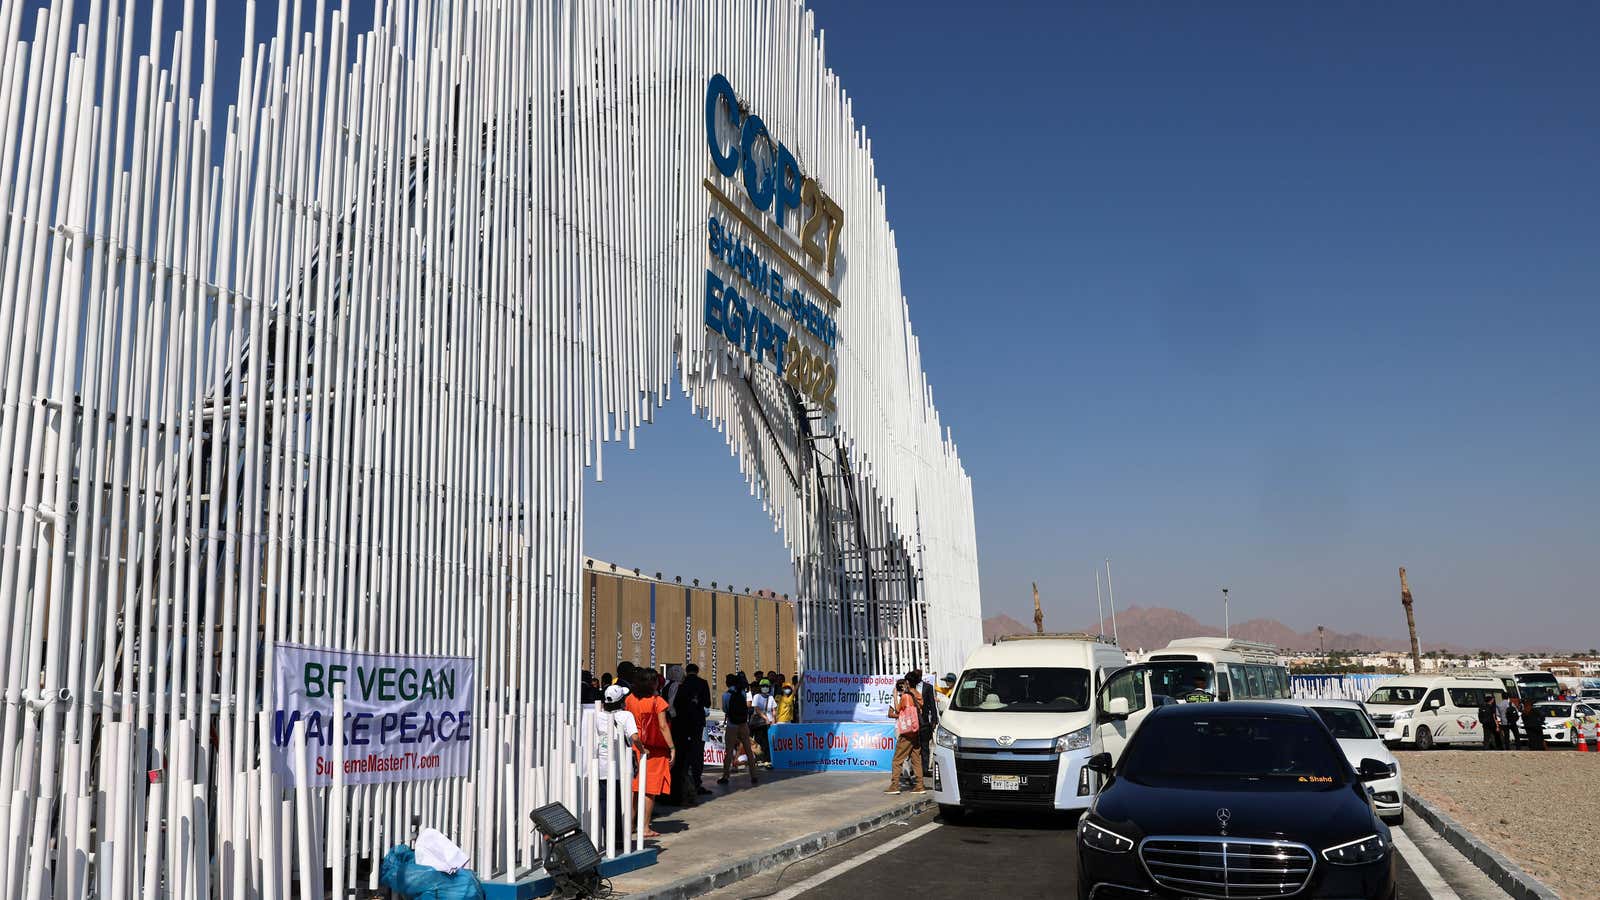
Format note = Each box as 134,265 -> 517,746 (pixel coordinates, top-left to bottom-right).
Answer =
1161,636 -> 1281,662
1434,668 -> 1505,681
996,632 -> 1117,646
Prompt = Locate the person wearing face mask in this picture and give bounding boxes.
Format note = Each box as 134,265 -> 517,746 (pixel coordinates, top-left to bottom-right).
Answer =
749,679 -> 777,768
776,681 -> 797,723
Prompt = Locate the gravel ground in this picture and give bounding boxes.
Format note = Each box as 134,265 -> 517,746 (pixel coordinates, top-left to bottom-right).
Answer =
1397,749 -> 1600,899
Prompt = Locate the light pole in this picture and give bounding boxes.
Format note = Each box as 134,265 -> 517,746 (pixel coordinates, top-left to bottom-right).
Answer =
1222,588 -> 1230,639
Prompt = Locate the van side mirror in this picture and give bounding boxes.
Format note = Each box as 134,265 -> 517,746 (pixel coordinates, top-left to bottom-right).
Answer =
1086,752 -> 1114,775
1357,758 -> 1393,782
1426,699 -> 1441,710
1104,697 -> 1130,719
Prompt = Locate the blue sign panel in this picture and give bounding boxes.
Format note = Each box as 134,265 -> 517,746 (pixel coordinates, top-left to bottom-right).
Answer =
767,722 -> 896,773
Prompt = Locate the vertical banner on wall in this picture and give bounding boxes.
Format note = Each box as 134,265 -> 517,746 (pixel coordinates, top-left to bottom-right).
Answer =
621,580 -> 651,667
800,670 -> 898,723
655,586 -> 689,669
689,589 -> 714,677
714,593 -> 736,685
271,643 -> 475,786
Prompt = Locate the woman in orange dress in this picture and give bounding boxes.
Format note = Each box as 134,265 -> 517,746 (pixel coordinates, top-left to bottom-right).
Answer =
625,670 -> 676,838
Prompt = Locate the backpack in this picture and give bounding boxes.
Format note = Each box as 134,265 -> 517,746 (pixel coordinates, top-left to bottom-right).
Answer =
724,689 -> 750,726
895,695 -> 920,736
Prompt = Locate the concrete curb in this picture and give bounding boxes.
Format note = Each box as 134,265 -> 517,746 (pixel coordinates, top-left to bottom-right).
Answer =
1403,791 -> 1559,900
623,796 -> 934,899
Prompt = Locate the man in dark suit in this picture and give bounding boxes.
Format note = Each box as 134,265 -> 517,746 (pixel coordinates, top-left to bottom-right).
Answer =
670,663 -> 713,803
908,669 -> 939,777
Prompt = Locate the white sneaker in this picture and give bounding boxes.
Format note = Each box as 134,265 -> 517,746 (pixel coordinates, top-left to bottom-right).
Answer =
883,788 -> 902,795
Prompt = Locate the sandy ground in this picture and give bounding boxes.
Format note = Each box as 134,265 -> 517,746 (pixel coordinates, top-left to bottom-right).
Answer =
1397,749 -> 1600,899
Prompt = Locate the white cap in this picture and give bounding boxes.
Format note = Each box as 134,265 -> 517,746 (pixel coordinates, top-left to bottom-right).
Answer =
604,684 -> 630,704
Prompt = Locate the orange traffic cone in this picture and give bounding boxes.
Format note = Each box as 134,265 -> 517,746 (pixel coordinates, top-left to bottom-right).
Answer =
1576,727 -> 1588,752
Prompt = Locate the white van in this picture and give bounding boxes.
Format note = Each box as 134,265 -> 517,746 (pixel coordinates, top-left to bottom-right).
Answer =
930,634 -> 1127,815
1364,672 -> 1505,748
1092,637 -> 1291,762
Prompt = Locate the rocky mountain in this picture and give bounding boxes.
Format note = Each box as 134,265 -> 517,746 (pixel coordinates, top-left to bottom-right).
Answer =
982,613 -> 1033,643
980,605 -> 1417,653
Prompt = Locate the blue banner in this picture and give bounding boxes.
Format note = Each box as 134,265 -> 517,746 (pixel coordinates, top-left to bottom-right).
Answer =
768,723 -> 896,773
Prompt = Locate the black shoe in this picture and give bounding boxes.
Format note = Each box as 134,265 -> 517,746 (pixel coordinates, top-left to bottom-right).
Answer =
716,776 -> 729,785
750,777 -> 759,785
696,786 -> 713,795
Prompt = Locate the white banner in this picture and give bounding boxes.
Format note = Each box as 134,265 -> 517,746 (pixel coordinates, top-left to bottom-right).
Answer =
271,643 -> 475,786
703,719 -> 726,767
800,670 -> 899,723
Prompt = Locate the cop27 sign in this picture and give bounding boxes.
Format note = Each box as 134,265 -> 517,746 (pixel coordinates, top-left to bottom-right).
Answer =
272,643 -> 475,786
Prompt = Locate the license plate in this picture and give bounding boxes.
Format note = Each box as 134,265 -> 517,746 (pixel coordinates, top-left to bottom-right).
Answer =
984,774 -> 1024,791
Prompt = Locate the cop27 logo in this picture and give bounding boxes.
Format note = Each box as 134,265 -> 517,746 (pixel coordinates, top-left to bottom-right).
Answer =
631,622 -> 644,641
705,74 -> 844,277
697,629 -> 708,646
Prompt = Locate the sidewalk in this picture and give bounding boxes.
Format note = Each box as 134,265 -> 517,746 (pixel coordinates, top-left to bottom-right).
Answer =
609,769 -> 932,899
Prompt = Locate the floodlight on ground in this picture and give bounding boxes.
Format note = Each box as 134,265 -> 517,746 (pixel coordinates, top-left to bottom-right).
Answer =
530,802 -> 605,898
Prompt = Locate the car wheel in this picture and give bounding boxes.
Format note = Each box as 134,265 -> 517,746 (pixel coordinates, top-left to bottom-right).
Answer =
1414,726 -> 1434,750
938,803 -> 965,823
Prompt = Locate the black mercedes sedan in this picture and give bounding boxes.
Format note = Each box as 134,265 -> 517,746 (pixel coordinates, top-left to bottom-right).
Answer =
1076,701 -> 1396,900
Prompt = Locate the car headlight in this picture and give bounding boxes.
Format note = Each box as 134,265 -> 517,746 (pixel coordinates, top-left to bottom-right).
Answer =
1079,819 -> 1135,854
1323,833 -> 1387,866
933,725 -> 957,750
1391,710 -> 1413,721
1056,725 -> 1091,752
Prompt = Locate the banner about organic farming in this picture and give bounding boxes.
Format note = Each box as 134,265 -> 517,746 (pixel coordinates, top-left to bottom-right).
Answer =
799,670 -> 899,723
768,723 -> 895,772
271,643 -> 475,786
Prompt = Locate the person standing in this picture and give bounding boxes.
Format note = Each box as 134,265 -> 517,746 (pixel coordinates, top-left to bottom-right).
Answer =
776,682 -> 798,723
1504,698 -> 1522,749
937,673 -> 957,698
750,679 -> 777,768
625,671 -> 674,839
885,677 -> 926,795
670,663 -> 712,802
718,673 -> 759,786
593,684 -> 639,845
1524,702 -> 1546,750
908,669 -> 938,775
1477,695 -> 1500,749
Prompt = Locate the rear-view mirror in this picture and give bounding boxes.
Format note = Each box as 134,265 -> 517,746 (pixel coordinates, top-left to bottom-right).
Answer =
1105,697 -> 1130,719
1086,752 -> 1114,775
1357,758 -> 1392,782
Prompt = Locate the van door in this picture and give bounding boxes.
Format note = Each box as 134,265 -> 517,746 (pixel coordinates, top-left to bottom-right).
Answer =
1416,688 -> 1448,744
1095,664 -> 1152,763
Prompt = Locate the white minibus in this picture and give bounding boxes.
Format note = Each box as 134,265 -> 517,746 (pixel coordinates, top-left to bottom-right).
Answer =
1364,672 -> 1505,748
1093,637 -> 1291,762
930,634 -> 1127,816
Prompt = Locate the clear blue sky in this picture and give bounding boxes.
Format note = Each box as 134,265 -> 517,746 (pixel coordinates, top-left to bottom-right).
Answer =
589,1 -> 1599,650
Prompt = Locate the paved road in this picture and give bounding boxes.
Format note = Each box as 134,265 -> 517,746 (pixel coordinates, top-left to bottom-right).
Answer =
700,807 -> 1512,900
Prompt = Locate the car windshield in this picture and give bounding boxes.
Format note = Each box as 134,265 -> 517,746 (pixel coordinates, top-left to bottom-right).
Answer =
1313,707 -> 1377,740
951,667 -> 1090,712
1536,703 -> 1572,717
1120,714 -> 1347,788
1367,686 -> 1425,705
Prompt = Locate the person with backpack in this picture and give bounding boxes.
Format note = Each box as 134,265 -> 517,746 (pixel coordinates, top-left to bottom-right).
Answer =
885,677 -> 926,795
718,673 -> 759,786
